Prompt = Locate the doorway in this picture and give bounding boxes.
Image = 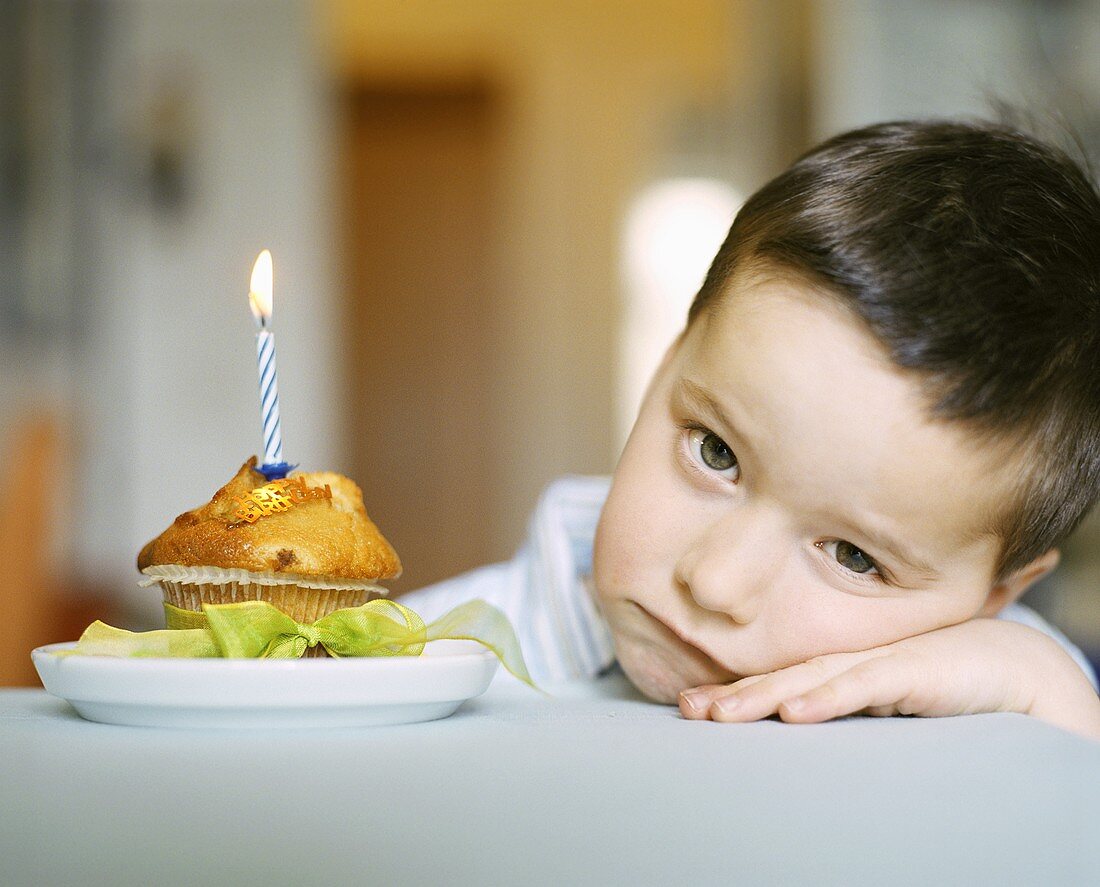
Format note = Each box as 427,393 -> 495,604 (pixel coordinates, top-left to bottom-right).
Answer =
340,80 -> 501,595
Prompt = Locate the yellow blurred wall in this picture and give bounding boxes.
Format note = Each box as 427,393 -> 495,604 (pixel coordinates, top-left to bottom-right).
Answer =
319,0 -> 734,551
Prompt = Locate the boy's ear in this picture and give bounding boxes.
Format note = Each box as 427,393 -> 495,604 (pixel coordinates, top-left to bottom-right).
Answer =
976,548 -> 1060,618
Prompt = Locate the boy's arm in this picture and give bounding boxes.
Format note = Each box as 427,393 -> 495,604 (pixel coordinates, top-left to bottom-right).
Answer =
678,616 -> 1100,740
994,601 -> 1098,693
397,561 -> 517,622
396,475 -> 616,683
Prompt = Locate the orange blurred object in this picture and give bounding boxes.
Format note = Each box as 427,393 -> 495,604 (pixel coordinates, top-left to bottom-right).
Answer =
0,413 -> 111,686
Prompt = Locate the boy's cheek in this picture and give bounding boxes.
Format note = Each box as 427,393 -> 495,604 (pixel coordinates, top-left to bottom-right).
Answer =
594,493 -> 644,594
594,513 -> 670,613
596,475 -> 683,582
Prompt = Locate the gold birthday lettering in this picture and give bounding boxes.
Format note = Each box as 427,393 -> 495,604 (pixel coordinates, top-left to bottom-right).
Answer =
230,477 -> 333,526
252,483 -> 294,514
280,476 -> 311,504
232,496 -> 265,524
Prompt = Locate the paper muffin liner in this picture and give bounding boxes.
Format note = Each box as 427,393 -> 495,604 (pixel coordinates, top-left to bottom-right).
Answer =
139,565 -> 389,657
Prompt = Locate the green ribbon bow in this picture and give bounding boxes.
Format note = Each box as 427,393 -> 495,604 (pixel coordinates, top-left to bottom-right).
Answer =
61,598 -> 541,692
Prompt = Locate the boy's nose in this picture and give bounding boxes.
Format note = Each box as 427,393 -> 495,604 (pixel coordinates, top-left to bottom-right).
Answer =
674,505 -> 783,624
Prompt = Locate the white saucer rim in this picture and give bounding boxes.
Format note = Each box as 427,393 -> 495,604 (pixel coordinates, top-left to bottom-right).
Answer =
30,640 -> 501,726
32,640 -> 496,667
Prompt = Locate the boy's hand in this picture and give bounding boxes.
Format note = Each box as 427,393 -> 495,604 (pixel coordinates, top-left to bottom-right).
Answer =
678,618 -> 1100,740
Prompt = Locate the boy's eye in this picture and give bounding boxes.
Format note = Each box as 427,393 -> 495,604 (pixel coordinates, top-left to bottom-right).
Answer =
688,428 -> 739,478
818,540 -> 881,578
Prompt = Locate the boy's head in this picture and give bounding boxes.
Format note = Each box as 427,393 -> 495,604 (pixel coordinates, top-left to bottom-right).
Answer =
593,117 -> 1100,703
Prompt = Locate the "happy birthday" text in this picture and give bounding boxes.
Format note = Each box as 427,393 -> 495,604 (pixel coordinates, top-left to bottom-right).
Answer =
231,476 -> 333,526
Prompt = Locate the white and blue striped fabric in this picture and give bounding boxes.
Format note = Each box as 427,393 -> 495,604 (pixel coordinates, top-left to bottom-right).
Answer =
399,476 -> 617,682
398,475 -> 1100,694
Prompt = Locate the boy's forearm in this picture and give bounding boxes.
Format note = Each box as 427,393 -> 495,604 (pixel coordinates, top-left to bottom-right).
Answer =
1029,692 -> 1100,740
1023,633 -> 1100,739
678,617 -> 1100,739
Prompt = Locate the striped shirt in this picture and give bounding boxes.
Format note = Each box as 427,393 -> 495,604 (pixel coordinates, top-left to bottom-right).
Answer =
399,475 -> 1100,693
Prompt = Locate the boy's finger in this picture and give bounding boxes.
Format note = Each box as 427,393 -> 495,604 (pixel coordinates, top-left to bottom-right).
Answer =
775,656 -> 914,723
678,675 -> 769,718
705,651 -> 885,722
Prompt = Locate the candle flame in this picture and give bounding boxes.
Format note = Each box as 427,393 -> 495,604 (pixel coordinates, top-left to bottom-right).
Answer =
249,249 -> 273,324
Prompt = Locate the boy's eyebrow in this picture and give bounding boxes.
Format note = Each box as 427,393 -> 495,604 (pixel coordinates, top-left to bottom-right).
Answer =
853,529 -> 937,578
675,376 -> 938,578
676,377 -> 758,461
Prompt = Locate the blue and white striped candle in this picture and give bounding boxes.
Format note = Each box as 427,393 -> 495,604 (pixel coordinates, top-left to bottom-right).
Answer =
248,249 -> 292,479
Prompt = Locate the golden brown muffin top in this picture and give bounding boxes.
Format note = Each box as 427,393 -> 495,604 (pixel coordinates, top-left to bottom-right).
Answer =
137,457 -> 402,580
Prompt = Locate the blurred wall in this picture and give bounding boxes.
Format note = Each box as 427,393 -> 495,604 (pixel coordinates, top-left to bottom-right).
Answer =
0,0 -> 342,625
4,0 -> 740,625
321,0 -> 735,566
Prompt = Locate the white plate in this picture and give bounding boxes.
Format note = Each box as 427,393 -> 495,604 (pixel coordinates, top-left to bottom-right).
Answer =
31,639 -> 499,729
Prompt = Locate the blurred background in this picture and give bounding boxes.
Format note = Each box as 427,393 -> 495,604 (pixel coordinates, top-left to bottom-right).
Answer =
2,0 -> 1099,685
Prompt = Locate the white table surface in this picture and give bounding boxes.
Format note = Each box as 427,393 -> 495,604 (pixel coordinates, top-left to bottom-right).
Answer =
3,668 -> 1100,887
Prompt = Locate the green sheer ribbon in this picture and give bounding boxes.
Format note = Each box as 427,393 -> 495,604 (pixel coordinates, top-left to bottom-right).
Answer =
58,598 -> 541,692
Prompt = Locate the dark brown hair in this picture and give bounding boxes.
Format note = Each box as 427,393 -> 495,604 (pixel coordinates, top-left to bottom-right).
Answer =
688,116 -> 1100,584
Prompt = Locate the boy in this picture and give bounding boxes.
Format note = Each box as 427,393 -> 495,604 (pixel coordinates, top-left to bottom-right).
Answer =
400,117 -> 1100,738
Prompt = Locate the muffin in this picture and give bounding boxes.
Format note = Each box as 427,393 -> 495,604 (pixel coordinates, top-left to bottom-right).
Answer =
137,457 -> 402,645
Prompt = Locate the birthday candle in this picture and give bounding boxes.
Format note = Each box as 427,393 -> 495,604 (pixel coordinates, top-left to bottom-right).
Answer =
256,329 -> 283,463
248,249 -> 288,473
